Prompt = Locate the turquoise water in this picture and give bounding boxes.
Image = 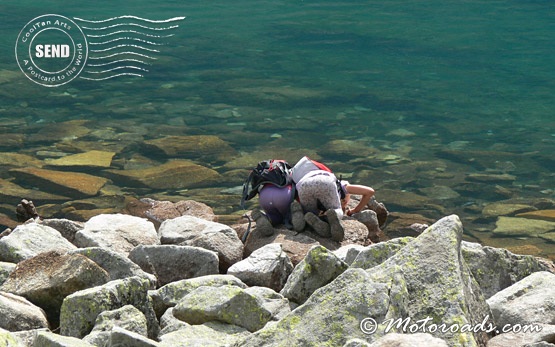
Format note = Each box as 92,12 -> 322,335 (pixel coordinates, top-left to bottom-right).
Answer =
1,1 -> 554,258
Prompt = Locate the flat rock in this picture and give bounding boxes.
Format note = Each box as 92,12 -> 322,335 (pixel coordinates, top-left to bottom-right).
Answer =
142,135 -> 236,162
0,223 -> 77,263
493,216 -> 555,237
466,173 -> 516,183
105,160 -> 221,189
35,331 -> 95,347
45,150 -> 115,169
0,153 -> 43,168
128,245 -> 219,287
418,185 -> 460,200
31,120 -> 91,143
74,214 -> 159,256
10,167 -> 108,198
482,202 -> 536,218
516,209 -> 555,222
377,189 -> 445,215
0,292 -> 49,331
0,178 -> 69,205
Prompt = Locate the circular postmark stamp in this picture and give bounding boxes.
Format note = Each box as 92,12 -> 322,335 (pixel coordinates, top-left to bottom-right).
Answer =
15,14 -> 88,87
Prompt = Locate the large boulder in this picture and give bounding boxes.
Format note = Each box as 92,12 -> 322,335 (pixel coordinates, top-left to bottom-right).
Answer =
280,245 -> 348,305
487,271 -> 555,327
227,243 -> 293,292
34,331 -> 95,347
128,245 -> 219,287
350,237 -> 413,270
0,223 -> 76,263
149,274 -> 247,318
83,305 -> 148,347
486,324 -> 555,347
172,285 -> 272,333
74,214 -> 159,255
158,215 -> 243,272
60,276 -> 159,339
236,215 -> 493,347
0,292 -> 49,331
40,218 -> 84,244
107,326 -> 160,347
70,247 -> 156,287
461,241 -> 553,299
1,250 -> 109,325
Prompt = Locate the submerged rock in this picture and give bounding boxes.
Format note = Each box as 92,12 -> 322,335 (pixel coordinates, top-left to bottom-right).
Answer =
105,160 -> 221,189
44,150 -> 115,170
492,216 -> 555,237
0,178 -> 69,205
141,135 -> 237,163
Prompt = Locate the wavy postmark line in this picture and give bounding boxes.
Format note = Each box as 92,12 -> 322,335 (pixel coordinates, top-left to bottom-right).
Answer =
74,15 -> 185,81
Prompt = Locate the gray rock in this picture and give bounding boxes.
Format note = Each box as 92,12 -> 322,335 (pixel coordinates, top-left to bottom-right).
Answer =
350,237 -> 413,270
367,333 -> 449,346
159,321 -> 250,347
11,328 -> 49,347
280,245 -> 348,304
159,307 -> 190,336
74,214 -> 159,256
0,292 -> 49,331
40,218 -> 84,243
108,326 -> 160,347
172,285 -> 272,332
462,241 -> 552,299
0,262 -> 16,285
149,274 -> 247,318
487,271 -> 555,327
486,324 -> 555,347
1,250 -> 109,325
128,245 -> 219,287
244,286 -> 292,322
0,223 -> 76,263
0,328 -> 22,347
70,247 -> 157,288
227,243 -> 293,292
83,305 -> 148,347
493,217 -> 555,237
60,276 -> 159,340
343,338 -> 372,347
159,215 -> 243,272
333,244 -> 366,265
237,215 -> 493,347
34,331 -> 95,347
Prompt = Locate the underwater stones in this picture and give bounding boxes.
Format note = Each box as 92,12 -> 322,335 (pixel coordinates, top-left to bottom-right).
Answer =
318,139 -> 377,158
417,185 -> 460,200
44,150 -> 115,170
31,120 -> 91,144
280,245 -> 348,305
227,243 -> 293,292
1,250 -> 110,325
74,214 -> 159,256
0,292 -> 49,331
141,135 -> 236,162
128,245 -> 219,287
105,160 -> 221,189
487,271 -> 555,327
516,209 -> 555,222
158,215 -> 243,272
9,167 -> 108,198
0,153 -> 43,168
481,202 -> 536,218
0,178 -> 69,205
377,189 -> 445,216
492,216 -> 555,237
172,285 -> 272,332
0,223 -> 76,263
60,276 -> 158,339
466,173 -> 517,183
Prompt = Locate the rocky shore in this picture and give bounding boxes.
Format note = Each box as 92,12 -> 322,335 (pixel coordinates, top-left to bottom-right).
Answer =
0,198 -> 554,347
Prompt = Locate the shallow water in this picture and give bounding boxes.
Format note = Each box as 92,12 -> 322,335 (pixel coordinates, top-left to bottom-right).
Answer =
1,1 -> 554,258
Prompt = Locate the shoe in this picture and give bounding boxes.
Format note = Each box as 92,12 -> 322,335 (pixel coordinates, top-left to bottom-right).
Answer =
325,209 -> 344,242
291,201 -> 306,232
304,212 -> 331,238
252,209 -> 274,237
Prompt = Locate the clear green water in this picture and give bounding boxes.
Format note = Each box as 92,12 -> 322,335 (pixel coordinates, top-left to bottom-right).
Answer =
1,1 -> 554,258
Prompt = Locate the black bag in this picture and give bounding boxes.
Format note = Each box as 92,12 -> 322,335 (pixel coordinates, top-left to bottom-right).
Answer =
240,159 -> 293,209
